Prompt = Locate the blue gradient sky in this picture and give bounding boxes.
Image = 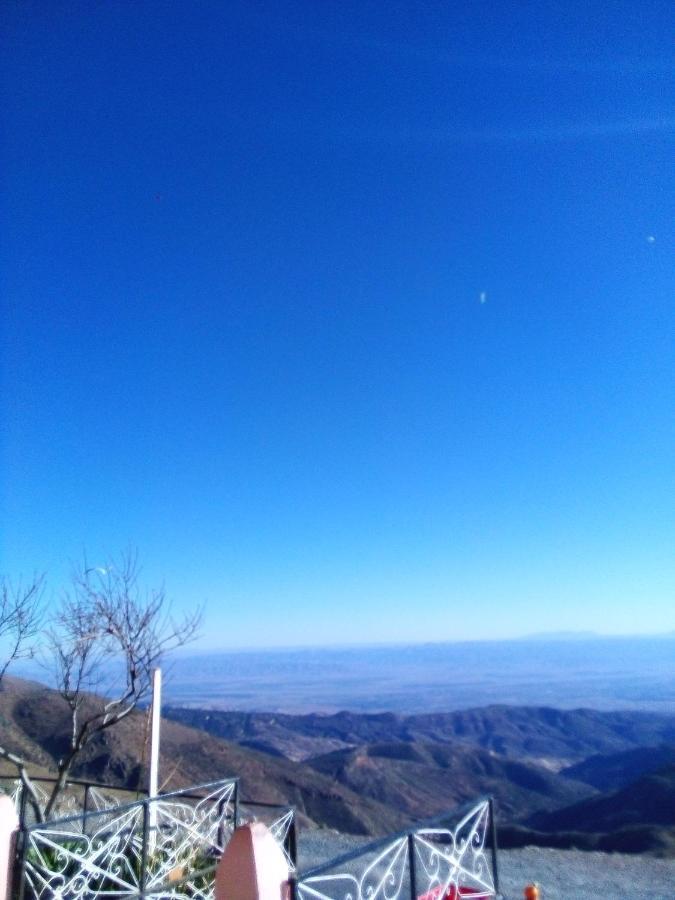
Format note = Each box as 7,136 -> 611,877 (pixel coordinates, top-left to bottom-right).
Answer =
1,2 -> 673,647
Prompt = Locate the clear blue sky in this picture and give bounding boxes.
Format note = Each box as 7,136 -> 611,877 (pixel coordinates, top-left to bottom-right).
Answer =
1,2 -> 673,647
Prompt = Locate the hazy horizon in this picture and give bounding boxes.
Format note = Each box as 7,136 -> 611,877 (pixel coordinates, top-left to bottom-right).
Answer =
165,628 -> 675,655
166,637 -> 675,715
11,635 -> 675,716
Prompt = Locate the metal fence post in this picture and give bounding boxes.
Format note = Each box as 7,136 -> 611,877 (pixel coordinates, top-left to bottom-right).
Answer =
216,796 -> 225,851
140,799 -> 150,899
14,840 -> 26,900
407,832 -> 417,900
488,798 -> 500,899
13,823 -> 27,900
13,789 -> 28,900
82,784 -> 90,836
217,789 -> 234,851
233,780 -> 239,829
18,788 -> 27,832
286,810 -> 297,869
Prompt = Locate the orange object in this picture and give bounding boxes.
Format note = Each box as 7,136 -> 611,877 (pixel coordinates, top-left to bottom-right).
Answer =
524,885 -> 540,900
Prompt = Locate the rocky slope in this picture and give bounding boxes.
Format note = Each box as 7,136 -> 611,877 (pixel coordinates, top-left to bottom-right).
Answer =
306,740 -> 592,821
0,677 -> 406,834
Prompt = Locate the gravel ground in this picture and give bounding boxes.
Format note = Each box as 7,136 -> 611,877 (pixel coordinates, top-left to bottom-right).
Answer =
297,831 -> 675,900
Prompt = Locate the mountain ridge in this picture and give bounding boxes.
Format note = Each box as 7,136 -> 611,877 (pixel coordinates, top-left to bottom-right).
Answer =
164,703 -> 675,767
4,676 -> 675,854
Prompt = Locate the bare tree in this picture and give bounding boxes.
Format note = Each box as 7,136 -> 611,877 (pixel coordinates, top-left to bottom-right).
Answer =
0,575 -> 45,814
43,551 -> 200,818
1,554 -> 200,822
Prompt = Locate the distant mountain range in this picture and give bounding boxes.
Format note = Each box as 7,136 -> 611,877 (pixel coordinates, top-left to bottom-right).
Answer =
520,631 -> 602,641
3,676 -> 675,854
520,631 -> 675,641
162,705 -> 675,854
164,704 -> 675,767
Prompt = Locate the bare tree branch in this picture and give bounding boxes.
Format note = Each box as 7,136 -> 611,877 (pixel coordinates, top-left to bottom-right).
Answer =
0,575 -> 44,683
1,556 -> 201,822
0,574 -> 45,819
43,550 -> 201,817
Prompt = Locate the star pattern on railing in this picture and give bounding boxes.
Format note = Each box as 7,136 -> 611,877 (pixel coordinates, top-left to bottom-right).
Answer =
297,801 -> 496,900
22,780 -> 237,900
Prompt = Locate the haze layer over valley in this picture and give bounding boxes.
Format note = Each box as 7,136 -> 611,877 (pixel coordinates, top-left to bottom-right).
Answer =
159,637 -> 675,714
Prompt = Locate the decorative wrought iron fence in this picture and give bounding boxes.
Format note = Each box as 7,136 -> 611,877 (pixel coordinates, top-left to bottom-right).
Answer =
15,778 -> 238,900
12,776 -> 298,900
291,798 -> 501,900
0,775 -> 144,828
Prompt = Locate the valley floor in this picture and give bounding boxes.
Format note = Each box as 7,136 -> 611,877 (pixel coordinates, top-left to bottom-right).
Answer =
298,832 -> 675,900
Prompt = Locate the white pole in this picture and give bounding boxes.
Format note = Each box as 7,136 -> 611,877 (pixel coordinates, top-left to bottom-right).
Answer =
148,667 -> 162,854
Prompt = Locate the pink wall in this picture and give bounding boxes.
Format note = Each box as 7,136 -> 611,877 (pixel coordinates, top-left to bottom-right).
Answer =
216,823 -> 290,900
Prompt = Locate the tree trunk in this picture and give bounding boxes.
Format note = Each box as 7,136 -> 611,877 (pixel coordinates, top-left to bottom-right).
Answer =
43,755 -> 77,821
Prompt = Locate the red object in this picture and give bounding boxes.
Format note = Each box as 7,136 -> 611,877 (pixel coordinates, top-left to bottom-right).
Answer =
418,887 -> 488,900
